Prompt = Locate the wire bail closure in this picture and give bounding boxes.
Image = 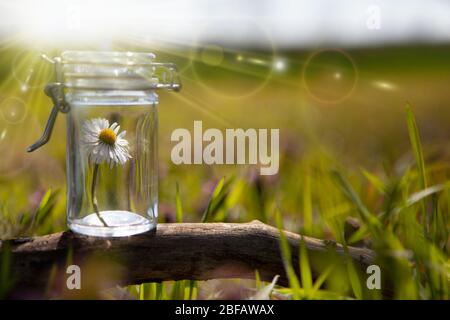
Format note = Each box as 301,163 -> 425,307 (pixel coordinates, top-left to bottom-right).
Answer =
27,55 -> 68,152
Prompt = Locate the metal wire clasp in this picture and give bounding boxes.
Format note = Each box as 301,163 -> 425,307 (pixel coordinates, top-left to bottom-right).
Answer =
152,62 -> 182,92
27,55 -> 69,152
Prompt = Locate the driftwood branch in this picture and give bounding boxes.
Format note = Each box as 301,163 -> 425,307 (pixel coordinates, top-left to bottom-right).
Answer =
0,221 -> 378,295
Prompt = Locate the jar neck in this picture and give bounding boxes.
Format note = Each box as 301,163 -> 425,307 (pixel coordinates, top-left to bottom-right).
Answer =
65,90 -> 159,106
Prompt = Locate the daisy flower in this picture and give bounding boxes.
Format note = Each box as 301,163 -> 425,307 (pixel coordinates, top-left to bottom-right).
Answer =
81,118 -> 132,168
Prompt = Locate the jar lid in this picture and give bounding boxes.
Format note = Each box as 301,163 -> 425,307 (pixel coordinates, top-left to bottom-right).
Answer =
59,51 -> 181,91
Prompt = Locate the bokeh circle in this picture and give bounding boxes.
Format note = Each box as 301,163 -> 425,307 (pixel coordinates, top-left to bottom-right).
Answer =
0,96 -> 28,124
192,18 -> 276,99
302,49 -> 358,104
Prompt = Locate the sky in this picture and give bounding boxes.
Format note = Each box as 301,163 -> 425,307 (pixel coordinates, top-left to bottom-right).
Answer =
0,0 -> 449,48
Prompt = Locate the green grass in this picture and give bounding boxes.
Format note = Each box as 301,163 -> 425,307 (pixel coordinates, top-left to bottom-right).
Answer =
1,103 -> 449,300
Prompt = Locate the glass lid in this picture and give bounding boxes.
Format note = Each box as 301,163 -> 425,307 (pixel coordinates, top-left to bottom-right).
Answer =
58,51 -> 181,91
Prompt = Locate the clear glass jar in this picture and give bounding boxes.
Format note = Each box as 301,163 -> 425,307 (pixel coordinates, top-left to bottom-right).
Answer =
30,51 -> 180,237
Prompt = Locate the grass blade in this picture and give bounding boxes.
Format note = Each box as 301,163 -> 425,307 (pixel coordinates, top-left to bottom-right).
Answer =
201,177 -> 225,222
406,103 -> 427,189
275,209 -> 302,299
250,275 -> 279,300
362,169 -> 386,194
302,172 -> 313,235
311,266 -> 334,296
175,182 -> 183,223
299,236 -> 313,296
331,170 -> 380,230
344,248 -> 363,299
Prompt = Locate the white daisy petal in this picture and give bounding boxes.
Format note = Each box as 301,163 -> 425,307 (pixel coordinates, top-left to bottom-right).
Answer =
81,117 -> 131,167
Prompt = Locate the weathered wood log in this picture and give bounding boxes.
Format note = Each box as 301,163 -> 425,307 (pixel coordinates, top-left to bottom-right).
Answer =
0,221 -> 377,295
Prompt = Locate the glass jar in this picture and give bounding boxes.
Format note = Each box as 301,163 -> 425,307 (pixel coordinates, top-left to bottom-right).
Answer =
29,51 -> 181,237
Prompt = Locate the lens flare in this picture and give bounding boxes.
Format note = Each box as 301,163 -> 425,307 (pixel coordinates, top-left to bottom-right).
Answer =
192,18 -> 275,99
12,49 -> 53,90
0,96 -> 27,124
302,49 -> 358,104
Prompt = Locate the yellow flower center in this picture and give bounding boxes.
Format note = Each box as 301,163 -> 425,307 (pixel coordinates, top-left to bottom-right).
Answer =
98,128 -> 117,145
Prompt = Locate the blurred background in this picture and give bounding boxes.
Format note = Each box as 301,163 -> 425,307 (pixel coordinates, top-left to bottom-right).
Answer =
0,0 -> 449,299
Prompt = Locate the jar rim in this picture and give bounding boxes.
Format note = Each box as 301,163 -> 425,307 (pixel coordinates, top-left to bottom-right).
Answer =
61,51 -> 156,66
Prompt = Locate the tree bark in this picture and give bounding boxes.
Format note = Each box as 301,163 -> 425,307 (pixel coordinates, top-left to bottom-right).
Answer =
0,221 -> 377,295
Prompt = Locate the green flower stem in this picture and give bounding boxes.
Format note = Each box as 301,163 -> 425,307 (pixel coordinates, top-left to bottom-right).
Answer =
91,163 -> 108,227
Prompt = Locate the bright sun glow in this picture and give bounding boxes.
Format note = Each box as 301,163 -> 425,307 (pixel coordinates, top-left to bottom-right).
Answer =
0,0 -> 195,46
274,59 -> 286,72
1,0 -> 449,47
